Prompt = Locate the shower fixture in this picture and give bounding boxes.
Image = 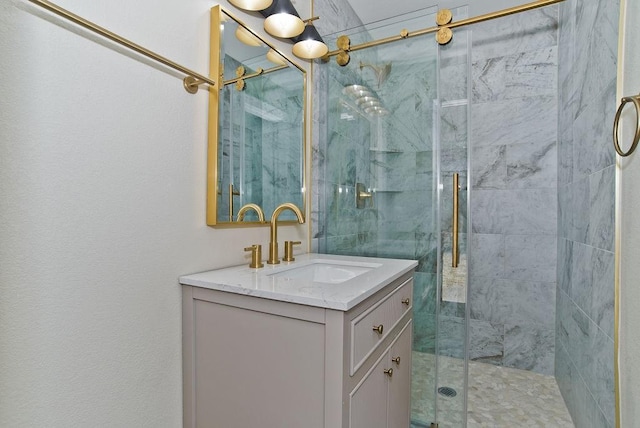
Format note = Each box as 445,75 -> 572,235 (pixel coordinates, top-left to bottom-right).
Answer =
355,183 -> 374,209
342,84 -> 389,117
359,62 -> 392,88
343,84 -> 373,98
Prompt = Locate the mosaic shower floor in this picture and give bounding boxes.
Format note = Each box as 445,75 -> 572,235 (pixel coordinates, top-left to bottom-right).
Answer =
411,352 -> 575,427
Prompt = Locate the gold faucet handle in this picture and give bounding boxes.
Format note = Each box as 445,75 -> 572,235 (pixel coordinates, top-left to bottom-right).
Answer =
283,241 -> 302,262
244,245 -> 264,269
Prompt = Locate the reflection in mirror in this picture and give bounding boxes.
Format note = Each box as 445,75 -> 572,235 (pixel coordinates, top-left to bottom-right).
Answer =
207,6 -> 306,226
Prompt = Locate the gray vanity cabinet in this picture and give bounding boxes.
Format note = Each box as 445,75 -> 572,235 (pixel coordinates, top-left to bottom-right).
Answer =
350,321 -> 412,428
182,272 -> 414,428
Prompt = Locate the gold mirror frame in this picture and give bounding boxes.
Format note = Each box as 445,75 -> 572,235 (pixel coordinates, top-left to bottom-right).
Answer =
207,6 -> 307,227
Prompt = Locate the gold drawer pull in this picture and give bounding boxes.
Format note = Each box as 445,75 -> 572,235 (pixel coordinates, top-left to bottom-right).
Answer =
373,325 -> 384,335
392,356 -> 401,365
401,298 -> 410,305
384,368 -> 393,377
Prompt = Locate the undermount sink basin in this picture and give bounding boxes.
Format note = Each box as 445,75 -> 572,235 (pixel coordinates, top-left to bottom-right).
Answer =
268,260 -> 382,284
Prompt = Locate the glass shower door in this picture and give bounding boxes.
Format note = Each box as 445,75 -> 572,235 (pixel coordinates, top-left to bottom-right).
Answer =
318,7 -> 470,427
433,15 -> 471,428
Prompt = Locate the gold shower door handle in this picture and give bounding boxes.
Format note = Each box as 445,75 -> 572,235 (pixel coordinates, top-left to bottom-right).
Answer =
452,173 -> 459,268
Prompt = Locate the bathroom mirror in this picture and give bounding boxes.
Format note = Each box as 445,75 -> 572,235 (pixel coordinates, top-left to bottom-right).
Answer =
207,6 -> 306,226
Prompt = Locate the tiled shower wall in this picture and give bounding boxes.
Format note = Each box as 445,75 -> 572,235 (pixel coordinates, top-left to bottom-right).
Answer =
311,0 -> 365,251
218,57 -> 303,221
555,0 -> 617,426
444,8 -> 560,375
312,5 -> 617,423
315,3 -> 561,376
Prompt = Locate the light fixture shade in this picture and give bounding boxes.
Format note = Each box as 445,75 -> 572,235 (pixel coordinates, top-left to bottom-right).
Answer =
235,26 -> 262,47
260,0 -> 304,38
292,23 -> 328,59
266,49 -> 287,65
228,0 -> 273,11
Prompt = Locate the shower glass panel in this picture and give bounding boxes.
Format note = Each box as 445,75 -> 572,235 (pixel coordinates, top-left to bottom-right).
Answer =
435,10 -> 470,427
319,6 -> 470,427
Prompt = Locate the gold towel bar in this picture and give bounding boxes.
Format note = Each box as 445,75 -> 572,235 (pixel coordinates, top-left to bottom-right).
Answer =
26,0 -> 215,94
613,94 -> 640,157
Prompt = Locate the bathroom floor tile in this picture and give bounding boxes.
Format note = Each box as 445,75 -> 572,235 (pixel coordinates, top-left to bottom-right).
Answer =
412,352 -> 574,427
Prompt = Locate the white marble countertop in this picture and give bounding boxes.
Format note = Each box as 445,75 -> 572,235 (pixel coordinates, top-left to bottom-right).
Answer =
179,253 -> 418,311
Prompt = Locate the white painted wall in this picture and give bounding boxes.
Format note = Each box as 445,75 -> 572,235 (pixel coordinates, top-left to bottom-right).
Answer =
0,0 -> 308,426
617,0 -> 640,424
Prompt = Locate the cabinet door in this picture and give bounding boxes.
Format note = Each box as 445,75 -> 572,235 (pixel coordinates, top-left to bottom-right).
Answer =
350,354 -> 389,428
193,300 -> 325,428
387,321 -> 412,428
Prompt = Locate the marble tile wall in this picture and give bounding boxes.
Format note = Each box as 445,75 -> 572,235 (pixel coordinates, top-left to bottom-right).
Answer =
320,58 -> 438,258
218,56 -> 304,221
555,0 -> 617,426
315,2 -> 562,376
314,3 -> 439,264
259,74 -> 305,219
312,0 -> 616,425
462,7 -> 559,376
311,0 -> 365,252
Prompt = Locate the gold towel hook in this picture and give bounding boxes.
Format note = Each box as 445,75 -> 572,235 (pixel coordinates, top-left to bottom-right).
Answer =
613,94 -> 640,157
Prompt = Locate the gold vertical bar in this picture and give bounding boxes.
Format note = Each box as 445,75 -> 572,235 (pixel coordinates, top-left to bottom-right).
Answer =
452,173 -> 459,268
229,184 -> 233,221
614,0 -> 626,424
228,184 -> 241,221
207,6 -> 222,225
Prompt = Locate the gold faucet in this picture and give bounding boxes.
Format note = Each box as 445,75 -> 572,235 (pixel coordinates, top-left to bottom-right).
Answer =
236,203 -> 265,222
267,203 -> 305,264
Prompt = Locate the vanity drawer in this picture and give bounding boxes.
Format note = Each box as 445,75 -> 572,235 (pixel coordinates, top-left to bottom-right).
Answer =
350,278 -> 413,375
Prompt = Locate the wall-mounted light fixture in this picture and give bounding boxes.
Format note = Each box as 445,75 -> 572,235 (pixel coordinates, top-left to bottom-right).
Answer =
228,0 -> 273,11
266,48 -> 287,65
235,25 -> 262,46
292,20 -> 328,59
228,0 -> 328,60
260,0 -> 304,38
